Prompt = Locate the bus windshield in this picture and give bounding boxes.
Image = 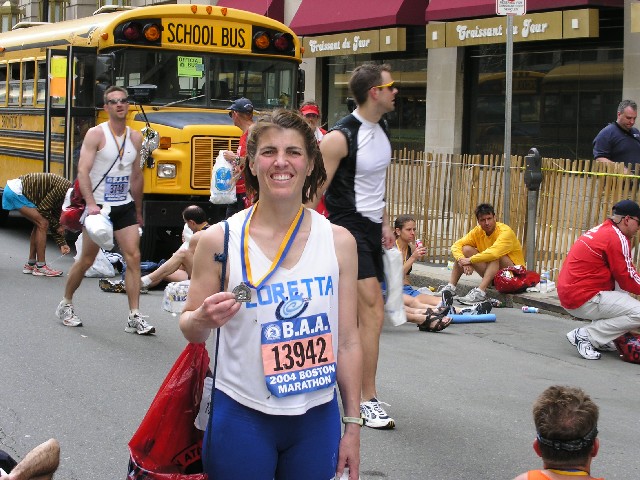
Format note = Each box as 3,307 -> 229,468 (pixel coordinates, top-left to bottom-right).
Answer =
112,49 -> 297,109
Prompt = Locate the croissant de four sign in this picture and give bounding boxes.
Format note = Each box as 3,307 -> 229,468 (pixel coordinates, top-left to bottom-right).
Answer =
302,28 -> 406,58
427,9 -> 599,48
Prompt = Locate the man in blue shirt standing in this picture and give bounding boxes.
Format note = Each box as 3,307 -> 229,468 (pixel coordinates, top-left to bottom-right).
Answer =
593,99 -> 640,171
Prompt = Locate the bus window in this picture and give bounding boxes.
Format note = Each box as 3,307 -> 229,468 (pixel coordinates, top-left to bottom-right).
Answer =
22,60 -> 35,106
8,62 -> 19,105
0,62 -> 6,105
36,60 -> 46,105
114,50 -> 206,106
208,57 -> 296,109
115,51 -> 297,110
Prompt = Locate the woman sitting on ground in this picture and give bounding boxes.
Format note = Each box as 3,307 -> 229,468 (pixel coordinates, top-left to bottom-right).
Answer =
393,215 -> 492,331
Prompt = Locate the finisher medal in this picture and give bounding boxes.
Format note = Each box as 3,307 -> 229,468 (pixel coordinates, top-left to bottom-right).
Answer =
232,283 -> 252,303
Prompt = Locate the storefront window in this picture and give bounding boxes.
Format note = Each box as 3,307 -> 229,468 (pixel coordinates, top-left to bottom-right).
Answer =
325,54 -> 427,151
466,43 -> 623,160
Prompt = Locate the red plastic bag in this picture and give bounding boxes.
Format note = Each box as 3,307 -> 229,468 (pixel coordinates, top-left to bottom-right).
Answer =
493,266 -> 540,294
127,343 -> 210,479
60,180 -> 85,233
613,332 -> 640,364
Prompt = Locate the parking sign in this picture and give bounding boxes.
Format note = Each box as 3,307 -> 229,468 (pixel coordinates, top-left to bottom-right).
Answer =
496,0 -> 526,15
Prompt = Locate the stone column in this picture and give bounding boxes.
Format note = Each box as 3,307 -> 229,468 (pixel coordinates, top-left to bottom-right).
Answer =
624,0 -> 640,102
424,46 -> 464,155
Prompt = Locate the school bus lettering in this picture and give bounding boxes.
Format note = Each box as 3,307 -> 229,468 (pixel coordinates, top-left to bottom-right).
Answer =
221,27 -> 246,48
166,22 -> 247,49
1,115 -> 21,129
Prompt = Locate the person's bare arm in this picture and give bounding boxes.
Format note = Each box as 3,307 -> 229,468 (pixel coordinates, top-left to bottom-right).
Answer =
76,126 -> 104,215
2,439 -> 60,480
333,225 -> 362,480
179,225 -> 241,344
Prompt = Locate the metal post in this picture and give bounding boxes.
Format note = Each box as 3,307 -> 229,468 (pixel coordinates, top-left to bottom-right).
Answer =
503,14 -> 513,225
523,148 -> 542,270
526,190 -> 537,269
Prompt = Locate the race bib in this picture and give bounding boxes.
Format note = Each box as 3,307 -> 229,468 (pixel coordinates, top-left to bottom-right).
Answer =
104,175 -> 129,202
261,312 -> 336,398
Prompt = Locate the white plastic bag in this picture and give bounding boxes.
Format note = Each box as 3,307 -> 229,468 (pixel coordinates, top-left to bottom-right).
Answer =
84,205 -> 114,250
382,247 -> 407,326
209,150 -> 236,204
162,280 -> 190,315
74,234 -> 116,278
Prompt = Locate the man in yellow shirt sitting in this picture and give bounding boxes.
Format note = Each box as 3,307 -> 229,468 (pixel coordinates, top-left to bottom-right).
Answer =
438,203 -> 525,305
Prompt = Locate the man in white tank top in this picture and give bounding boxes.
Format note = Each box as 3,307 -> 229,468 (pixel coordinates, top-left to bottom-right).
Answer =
55,86 -> 155,335
314,63 -> 398,429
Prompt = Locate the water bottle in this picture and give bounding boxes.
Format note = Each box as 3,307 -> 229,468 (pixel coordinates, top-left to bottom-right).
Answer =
522,306 -> 539,313
540,270 -> 549,293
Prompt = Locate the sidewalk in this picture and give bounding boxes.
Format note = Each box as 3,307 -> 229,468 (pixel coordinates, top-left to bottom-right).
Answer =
409,262 -> 567,317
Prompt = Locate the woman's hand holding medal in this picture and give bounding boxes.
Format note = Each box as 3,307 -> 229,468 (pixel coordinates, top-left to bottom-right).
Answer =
191,291 -> 241,329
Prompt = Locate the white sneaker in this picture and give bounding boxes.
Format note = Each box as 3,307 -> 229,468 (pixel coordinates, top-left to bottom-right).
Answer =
55,301 -> 82,327
566,328 -> 601,360
457,287 -> 487,305
360,398 -> 395,430
458,300 -> 493,315
125,312 -> 155,335
435,284 -> 457,296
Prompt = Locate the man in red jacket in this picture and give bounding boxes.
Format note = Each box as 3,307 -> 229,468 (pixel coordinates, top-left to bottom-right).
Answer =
558,199 -> 640,360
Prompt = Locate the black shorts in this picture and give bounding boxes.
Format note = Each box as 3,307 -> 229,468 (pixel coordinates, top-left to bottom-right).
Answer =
104,202 -> 138,231
330,212 -> 383,281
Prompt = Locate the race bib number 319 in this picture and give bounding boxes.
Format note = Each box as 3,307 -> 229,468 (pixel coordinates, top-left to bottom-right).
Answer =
261,313 -> 336,398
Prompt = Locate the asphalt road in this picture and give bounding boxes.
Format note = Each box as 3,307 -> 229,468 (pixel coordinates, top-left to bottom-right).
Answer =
0,218 -> 638,479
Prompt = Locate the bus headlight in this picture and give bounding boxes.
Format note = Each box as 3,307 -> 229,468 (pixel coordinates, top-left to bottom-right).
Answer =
157,163 -> 176,178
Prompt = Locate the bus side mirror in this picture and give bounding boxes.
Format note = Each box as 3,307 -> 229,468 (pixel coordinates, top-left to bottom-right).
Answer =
524,147 -> 542,191
297,68 -> 305,106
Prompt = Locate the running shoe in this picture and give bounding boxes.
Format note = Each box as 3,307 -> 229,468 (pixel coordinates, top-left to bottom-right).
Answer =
435,284 -> 457,296
55,301 -> 83,327
32,264 -> 63,277
441,289 -> 455,311
360,398 -> 395,430
99,278 -> 148,294
566,327 -> 601,360
22,263 -> 36,274
458,300 -> 493,315
457,287 -> 487,305
125,312 -> 156,335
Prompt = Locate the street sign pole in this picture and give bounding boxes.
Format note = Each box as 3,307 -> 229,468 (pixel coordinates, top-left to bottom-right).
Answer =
504,14 -> 513,225
496,0 -> 526,224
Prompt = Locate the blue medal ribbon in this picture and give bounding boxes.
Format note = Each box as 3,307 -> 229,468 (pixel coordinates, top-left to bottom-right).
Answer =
240,202 -> 305,290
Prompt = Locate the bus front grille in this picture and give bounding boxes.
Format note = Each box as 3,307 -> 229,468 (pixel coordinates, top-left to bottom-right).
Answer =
192,136 -> 240,190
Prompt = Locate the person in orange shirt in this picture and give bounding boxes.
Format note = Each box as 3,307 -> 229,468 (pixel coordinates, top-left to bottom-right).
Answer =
513,385 -> 603,480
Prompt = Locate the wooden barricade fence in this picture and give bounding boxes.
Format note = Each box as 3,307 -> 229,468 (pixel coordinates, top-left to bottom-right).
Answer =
386,150 -> 640,282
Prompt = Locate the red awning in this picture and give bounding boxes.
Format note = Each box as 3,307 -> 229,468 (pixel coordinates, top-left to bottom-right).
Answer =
290,0 -> 429,36
426,0 -> 623,21
216,0 -> 284,23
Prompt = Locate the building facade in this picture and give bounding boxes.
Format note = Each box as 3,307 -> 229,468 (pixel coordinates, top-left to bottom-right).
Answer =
6,0 -> 639,159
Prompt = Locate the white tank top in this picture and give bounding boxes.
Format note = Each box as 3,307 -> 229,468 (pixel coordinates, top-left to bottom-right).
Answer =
90,122 -> 135,205
352,111 -> 390,223
213,208 -> 340,415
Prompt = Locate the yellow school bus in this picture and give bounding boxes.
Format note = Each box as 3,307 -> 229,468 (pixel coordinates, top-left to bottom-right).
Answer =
0,4 -> 302,259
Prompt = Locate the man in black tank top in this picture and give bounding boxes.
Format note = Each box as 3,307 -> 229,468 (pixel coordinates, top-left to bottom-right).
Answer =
312,63 -> 398,430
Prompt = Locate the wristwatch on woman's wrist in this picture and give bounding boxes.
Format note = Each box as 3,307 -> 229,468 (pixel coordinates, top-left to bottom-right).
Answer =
341,416 -> 364,427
